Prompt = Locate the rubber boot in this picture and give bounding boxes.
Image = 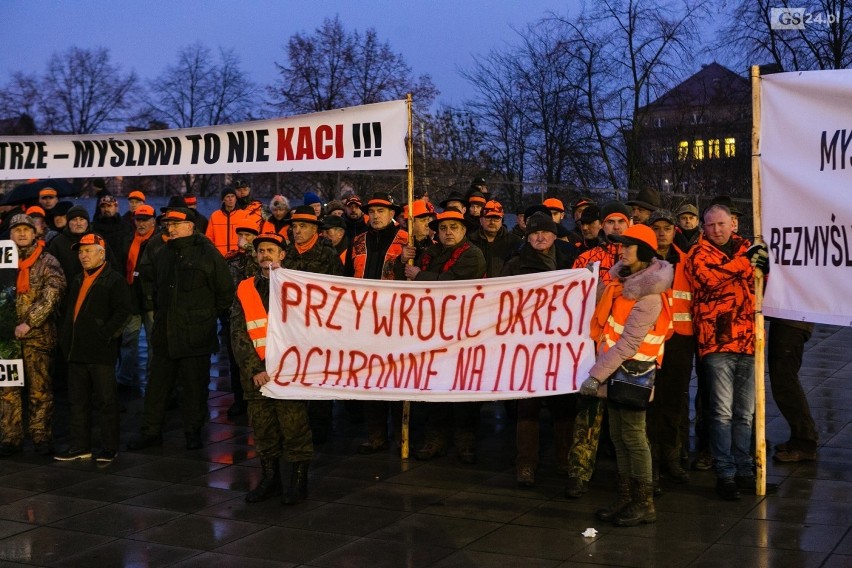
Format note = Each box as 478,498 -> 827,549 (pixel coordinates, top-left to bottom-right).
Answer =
281,461 -> 309,505
614,477 -> 657,527
245,457 -> 282,503
596,475 -> 631,522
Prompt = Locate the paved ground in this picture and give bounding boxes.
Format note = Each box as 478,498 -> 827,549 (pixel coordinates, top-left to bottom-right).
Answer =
0,324 -> 850,567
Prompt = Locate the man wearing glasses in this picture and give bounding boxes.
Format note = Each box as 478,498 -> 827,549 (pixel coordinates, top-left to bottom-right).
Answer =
127,207 -> 234,452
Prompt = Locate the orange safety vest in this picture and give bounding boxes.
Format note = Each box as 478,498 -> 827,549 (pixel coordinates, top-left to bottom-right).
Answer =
595,285 -> 673,367
670,247 -> 693,336
260,219 -> 290,241
351,228 -> 409,280
236,278 -> 267,360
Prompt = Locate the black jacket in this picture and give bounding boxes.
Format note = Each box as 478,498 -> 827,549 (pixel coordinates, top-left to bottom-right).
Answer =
61,264 -> 131,365
501,241 -> 575,276
468,225 -> 523,277
150,233 -> 235,359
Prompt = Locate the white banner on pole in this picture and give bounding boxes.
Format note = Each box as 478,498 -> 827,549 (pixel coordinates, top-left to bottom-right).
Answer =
0,100 -> 408,180
262,268 -> 598,401
760,69 -> 852,326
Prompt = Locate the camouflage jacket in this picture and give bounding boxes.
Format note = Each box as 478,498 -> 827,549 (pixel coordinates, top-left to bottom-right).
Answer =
226,249 -> 259,288
16,244 -> 66,350
282,240 -> 344,276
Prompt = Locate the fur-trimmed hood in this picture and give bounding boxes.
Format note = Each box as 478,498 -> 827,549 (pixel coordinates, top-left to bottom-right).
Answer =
609,257 -> 673,300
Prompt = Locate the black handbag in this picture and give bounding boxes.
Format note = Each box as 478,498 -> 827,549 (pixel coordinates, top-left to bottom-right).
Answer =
607,360 -> 656,410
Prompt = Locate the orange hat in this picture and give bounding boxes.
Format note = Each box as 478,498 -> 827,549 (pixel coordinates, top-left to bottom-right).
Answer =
161,209 -> 193,222
128,190 -> 146,201
253,232 -> 286,250
289,205 -> 322,225
134,205 -> 155,219
39,188 -> 58,198
608,223 -> 658,252
482,200 -> 504,218
71,232 -> 107,250
428,208 -> 466,233
543,198 -> 565,212
405,199 -> 435,220
25,205 -> 46,218
234,220 -> 259,236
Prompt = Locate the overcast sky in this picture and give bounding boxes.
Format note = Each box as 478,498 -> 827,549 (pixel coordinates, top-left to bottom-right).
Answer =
0,0 -> 599,110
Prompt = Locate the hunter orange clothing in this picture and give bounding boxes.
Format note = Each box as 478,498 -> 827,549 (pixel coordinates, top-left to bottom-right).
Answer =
685,233 -> 755,357
236,278 -> 268,360
573,241 -> 621,287
206,207 -> 248,255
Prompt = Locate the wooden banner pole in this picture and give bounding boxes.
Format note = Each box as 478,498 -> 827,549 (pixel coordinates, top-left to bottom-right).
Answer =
750,64 -> 767,496
402,93 -> 415,460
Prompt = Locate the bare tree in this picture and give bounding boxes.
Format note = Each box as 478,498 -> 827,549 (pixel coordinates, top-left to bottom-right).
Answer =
719,0 -> 852,71
141,43 -> 259,196
0,46 -> 138,134
270,15 -> 438,114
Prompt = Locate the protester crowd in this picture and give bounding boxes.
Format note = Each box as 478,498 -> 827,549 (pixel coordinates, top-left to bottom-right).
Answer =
0,176 -> 818,523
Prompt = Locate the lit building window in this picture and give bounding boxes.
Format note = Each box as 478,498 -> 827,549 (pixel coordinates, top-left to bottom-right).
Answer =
708,139 -> 720,159
678,141 -> 688,161
693,140 -> 705,160
725,137 -> 736,157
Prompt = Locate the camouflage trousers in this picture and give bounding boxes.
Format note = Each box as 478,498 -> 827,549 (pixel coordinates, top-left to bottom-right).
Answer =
565,395 -> 605,481
0,345 -> 54,446
248,398 -> 313,463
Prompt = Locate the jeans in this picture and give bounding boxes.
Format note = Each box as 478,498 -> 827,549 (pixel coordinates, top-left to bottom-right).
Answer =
703,352 -> 755,479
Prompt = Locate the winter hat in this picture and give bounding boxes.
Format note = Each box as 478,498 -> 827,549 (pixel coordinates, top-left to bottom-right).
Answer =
322,215 -> 347,231
270,195 -> 290,210
325,200 -> 345,215
600,201 -> 631,224
578,205 -> 601,225
52,201 -> 74,216
525,212 -> 558,236
303,192 -> 322,206
221,187 -> 237,200
66,206 -> 90,223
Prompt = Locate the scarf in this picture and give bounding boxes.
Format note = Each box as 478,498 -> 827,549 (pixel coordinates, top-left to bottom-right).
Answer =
295,233 -> 319,255
590,280 -> 623,343
74,263 -> 106,322
126,229 -> 154,284
17,242 -> 43,295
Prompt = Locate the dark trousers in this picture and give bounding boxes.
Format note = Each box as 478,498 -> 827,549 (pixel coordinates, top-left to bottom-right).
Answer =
364,401 -> 403,445
143,353 -> 211,436
423,402 -> 481,448
768,320 -> 817,451
222,321 -> 243,405
648,333 -> 695,460
67,362 -> 120,451
516,394 -> 578,470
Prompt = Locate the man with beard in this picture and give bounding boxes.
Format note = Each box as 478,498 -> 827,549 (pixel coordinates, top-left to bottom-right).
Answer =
1,215 -> 66,457
343,195 -> 368,242
348,194 -> 409,453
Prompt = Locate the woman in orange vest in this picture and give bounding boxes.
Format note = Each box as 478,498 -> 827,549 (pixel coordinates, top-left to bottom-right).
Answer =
578,224 -> 673,527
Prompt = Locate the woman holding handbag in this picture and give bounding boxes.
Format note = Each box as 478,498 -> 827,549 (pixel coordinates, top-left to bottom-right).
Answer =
578,224 -> 673,527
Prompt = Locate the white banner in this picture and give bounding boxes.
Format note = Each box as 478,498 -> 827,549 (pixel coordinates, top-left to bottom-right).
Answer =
1,240 -> 24,386
262,268 -> 598,401
760,70 -> 852,326
0,100 -> 408,180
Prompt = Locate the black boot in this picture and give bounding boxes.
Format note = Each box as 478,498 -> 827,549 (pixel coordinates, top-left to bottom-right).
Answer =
614,477 -> 657,527
596,475 -> 631,522
282,461 -> 309,505
245,457 -> 282,503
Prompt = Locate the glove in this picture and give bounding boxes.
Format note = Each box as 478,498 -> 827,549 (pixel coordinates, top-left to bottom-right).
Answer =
579,377 -> 601,397
745,243 -> 770,274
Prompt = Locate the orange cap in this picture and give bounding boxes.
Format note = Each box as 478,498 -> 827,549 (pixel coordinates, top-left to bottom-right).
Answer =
543,198 -> 565,212
482,200 -> 504,218
72,233 -> 107,250
128,190 -> 146,201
